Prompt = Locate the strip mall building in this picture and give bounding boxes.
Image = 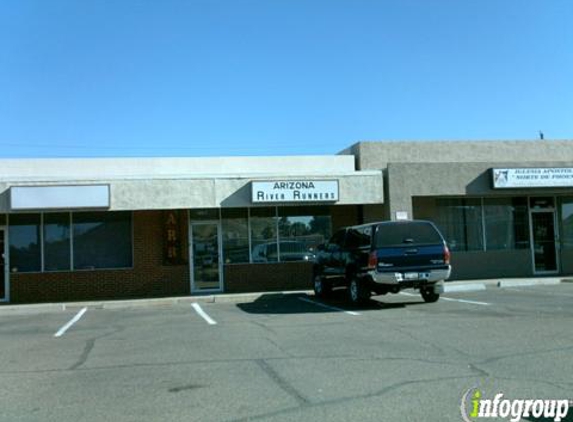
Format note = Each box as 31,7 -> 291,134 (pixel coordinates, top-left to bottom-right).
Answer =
2,140 -> 573,304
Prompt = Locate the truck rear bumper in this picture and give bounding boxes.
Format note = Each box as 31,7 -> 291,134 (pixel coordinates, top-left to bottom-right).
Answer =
367,267 -> 451,287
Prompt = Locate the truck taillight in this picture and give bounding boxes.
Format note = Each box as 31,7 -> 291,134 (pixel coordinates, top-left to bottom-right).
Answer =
444,245 -> 451,265
368,251 -> 378,269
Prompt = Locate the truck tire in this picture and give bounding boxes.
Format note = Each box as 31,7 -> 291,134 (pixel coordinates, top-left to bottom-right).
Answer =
313,274 -> 332,298
348,276 -> 370,305
420,286 -> 440,303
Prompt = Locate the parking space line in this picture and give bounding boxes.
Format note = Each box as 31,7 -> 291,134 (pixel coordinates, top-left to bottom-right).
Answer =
54,307 -> 88,337
298,297 -> 360,316
191,303 -> 217,325
440,297 -> 490,306
399,292 -> 490,306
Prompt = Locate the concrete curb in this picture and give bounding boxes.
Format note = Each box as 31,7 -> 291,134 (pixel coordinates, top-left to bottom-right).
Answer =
0,277 -> 570,314
443,283 -> 487,293
497,279 -> 562,288
0,291 -> 312,314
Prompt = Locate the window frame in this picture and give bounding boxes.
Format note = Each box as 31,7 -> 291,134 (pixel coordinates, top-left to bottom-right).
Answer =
7,211 -> 134,273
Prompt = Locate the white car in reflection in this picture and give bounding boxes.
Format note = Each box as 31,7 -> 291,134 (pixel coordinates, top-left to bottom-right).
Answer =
252,241 -> 316,263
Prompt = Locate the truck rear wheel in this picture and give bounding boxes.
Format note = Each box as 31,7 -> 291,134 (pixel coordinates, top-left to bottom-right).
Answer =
420,286 -> 440,303
348,276 -> 370,305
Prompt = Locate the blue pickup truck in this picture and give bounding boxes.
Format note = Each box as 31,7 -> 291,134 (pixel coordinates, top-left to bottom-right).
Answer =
313,220 -> 451,304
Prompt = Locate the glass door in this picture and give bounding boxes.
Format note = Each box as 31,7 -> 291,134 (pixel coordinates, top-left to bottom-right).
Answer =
190,222 -> 223,292
530,211 -> 558,273
0,228 -> 6,301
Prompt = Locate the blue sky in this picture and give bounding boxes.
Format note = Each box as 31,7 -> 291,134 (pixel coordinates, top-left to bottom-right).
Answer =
1,0 -> 572,158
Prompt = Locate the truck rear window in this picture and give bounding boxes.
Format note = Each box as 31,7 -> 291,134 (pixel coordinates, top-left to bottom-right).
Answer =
374,222 -> 443,247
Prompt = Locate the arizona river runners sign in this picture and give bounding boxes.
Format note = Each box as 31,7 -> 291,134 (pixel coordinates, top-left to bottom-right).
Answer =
251,180 -> 339,203
492,168 -> 573,189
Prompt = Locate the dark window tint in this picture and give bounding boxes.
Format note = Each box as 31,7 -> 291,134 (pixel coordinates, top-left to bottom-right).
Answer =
374,222 -> 443,247
9,214 -> 41,272
44,213 -> 71,271
222,208 -> 249,264
345,227 -> 371,249
73,212 -> 132,269
328,230 -> 346,247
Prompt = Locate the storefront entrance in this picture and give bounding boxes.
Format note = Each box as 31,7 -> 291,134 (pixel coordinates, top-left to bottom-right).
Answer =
530,209 -> 558,274
189,221 -> 223,293
0,228 -> 6,301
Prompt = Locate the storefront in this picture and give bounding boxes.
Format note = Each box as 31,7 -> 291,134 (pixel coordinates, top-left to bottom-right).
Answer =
2,139 -> 573,303
349,140 -> 573,280
0,155 -> 383,303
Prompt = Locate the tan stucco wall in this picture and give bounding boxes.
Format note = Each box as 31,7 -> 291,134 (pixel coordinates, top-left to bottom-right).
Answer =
449,250 -> 533,280
0,171 -> 384,213
385,161 -> 573,219
348,140 -> 573,170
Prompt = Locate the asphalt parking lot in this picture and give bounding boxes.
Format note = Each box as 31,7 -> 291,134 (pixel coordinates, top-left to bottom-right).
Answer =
1,284 -> 573,422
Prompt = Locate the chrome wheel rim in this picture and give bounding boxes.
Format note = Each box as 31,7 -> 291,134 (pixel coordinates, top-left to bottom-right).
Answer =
314,276 -> 322,294
350,280 -> 358,301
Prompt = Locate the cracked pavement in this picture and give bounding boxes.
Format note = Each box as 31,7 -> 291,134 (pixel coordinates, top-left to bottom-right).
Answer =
1,284 -> 573,421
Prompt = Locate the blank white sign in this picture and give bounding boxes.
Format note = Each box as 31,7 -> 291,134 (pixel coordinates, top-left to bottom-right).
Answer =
10,185 -> 110,210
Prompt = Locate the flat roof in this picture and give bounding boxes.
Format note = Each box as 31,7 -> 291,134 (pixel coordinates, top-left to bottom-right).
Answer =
0,155 -> 356,182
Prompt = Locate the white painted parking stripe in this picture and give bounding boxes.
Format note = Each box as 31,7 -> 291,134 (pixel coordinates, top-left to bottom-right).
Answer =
440,297 -> 490,306
399,292 -> 490,306
298,297 -> 360,316
54,307 -> 88,337
191,303 -> 217,325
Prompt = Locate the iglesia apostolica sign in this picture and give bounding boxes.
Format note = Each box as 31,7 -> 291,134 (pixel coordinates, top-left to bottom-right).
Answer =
492,168 -> 573,189
251,180 -> 339,203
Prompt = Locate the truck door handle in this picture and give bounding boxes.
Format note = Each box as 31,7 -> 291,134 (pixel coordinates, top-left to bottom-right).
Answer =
404,249 -> 418,255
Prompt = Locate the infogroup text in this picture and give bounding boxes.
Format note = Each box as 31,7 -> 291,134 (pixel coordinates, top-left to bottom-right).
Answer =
461,389 -> 571,422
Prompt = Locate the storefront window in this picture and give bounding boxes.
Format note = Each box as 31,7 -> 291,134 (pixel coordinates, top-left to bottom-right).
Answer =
483,198 -> 529,250
433,198 -> 484,251
560,197 -> 573,250
222,208 -> 250,263
44,213 -> 72,271
278,206 -> 331,262
73,212 -> 132,269
9,214 -> 41,272
250,208 -> 278,263
189,209 -> 219,220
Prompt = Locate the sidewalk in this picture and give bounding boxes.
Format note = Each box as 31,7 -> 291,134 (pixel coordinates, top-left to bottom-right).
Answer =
0,277 -> 569,314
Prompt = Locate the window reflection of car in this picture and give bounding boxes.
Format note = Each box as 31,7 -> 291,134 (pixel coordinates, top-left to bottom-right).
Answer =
252,241 -> 316,263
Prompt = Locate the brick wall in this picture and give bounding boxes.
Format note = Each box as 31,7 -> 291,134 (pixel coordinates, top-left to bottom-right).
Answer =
10,211 -> 190,304
7,205 -> 362,303
224,262 -> 314,293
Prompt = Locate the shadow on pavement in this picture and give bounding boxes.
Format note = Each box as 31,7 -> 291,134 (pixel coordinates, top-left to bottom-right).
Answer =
236,289 -> 427,315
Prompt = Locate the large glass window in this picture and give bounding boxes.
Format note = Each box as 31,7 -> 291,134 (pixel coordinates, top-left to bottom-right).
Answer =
9,214 -> 41,272
222,208 -> 250,264
375,221 -> 442,247
44,213 -> 72,271
433,199 -> 484,251
250,208 -> 278,263
73,212 -> 132,269
560,197 -> 573,250
278,206 -> 331,262
484,198 -> 529,250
